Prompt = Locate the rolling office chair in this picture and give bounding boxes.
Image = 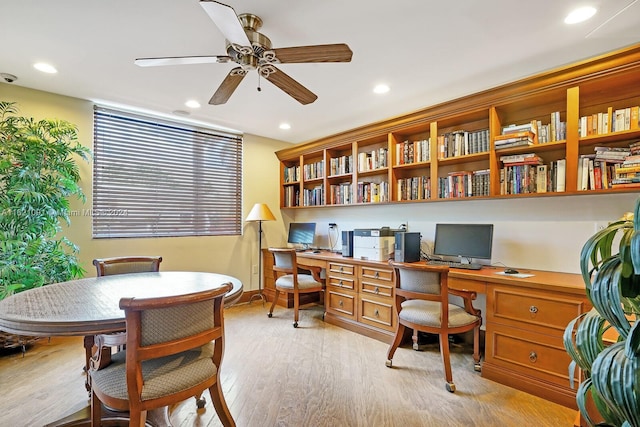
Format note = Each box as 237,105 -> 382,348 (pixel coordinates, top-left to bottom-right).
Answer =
386,260 -> 482,393
268,248 -> 325,328
89,285 -> 236,427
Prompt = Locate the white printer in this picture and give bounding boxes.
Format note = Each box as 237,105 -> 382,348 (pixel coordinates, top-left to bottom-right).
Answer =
353,227 -> 398,261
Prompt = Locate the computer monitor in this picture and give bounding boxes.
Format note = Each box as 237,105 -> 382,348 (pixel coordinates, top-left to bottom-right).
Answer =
433,223 -> 493,263
287,222 -> 316,249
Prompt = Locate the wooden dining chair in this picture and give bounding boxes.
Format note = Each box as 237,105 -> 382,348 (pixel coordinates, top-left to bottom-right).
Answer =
89,284 -> 236,427
385,261 -> 482,393
92,256 -> 163,276
268,248 -> 325,328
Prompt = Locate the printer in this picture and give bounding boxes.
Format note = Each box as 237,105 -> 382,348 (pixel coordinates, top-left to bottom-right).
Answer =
353,227 -> 398,261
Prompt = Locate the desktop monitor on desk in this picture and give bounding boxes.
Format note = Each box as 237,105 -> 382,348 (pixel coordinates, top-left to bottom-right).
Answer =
433,223 -> 493,265
287,222 -> 316,250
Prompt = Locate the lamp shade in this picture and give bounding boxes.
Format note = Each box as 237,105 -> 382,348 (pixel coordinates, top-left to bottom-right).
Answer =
245,203 -> 276,222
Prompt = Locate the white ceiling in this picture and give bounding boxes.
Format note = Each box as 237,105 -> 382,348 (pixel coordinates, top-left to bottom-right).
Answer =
2,0 -> 640,144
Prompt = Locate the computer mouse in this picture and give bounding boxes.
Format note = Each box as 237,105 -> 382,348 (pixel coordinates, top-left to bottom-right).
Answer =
504,268 -> 519,275
312,250 -> 321,254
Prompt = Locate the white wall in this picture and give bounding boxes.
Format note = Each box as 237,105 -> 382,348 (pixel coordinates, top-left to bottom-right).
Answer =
287,193 -> 638,274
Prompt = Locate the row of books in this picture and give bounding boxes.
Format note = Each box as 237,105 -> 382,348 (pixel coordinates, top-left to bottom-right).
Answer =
438,129 -> 490,159
396,139 -> 430,165
578,142 -> 640,190
302,185 -> 324,206
303,160 -> 324,180
357,181 -> 389,203
437,169 -> 490,199
282,186 -> 300,207
329,183 -> 352,205
283,165 -> 300,183
329,155 -> 353,176
500,159 -> 566,195
397,176 -> 431,201
579,106 -> 640,137
358,147 -> 388,172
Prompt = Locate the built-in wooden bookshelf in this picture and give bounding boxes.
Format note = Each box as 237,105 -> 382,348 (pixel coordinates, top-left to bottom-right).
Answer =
276,44 -> 640,208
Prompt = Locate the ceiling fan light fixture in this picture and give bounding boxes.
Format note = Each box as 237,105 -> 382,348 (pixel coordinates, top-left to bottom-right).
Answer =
373,84 -> 390,94
564,6 -> 597,24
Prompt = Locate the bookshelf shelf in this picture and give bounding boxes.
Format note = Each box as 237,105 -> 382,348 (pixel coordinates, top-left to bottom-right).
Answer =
276,44 -> 640,208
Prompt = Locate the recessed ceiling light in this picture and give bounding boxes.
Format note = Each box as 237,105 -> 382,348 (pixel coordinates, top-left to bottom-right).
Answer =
185,100 -> 201,109
279,123 -> 291,130
564,6 -> 597,24
172,110 -> 191,116
373,84 -> 390,94
33,62 -> 57,74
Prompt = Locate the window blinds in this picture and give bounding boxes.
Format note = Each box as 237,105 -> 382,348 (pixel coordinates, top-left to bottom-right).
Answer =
92,106 -> 242,238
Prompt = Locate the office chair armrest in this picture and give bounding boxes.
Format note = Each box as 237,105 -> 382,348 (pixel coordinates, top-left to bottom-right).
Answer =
298,264 -> 323,283
396,288 -> 440,302
448,288 -> 481,316
90,332 -> 127,371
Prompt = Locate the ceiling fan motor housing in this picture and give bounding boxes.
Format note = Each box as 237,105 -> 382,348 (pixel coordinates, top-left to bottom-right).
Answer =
225,13 -> 273,69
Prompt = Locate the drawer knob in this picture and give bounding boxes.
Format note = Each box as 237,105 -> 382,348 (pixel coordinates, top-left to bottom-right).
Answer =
529,352 -> 537,363
374,309 -> 380,317
529,305 -> 538,314
339,280 -> 344,287
338,300 -> 343,307
340,266 -> 344,272
374,271 -> 380,278
374,286 -> 380,294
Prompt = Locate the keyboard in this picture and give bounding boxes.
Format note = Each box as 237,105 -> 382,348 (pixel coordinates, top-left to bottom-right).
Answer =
426,260 -> 482,270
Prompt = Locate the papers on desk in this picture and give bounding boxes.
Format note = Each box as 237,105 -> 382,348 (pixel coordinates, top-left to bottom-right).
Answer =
494,271 -> 535,278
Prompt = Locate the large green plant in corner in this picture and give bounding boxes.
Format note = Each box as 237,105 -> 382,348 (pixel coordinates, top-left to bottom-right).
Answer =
564,196 -> 640,427
0,101 -> 90,301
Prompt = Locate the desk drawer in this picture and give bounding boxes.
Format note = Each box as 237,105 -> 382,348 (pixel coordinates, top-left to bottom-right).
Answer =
486,324 -> 579,388
358,295 -> 394,331
326,289 -> 356,320
489,286 -> 586,334
328,262 -> 355,276
327,275 -> 356,291
359,266 -> 393,283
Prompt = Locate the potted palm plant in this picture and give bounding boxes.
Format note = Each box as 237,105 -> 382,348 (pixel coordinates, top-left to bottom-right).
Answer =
0,101 -> 90,349
564,196 -> 640,427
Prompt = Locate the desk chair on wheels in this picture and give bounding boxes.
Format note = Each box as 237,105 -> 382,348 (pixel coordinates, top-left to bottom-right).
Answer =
386,261 -> 482,393
268,248 -> 324,328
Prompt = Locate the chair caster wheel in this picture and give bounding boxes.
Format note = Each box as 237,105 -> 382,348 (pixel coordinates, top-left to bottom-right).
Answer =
385,360 -> 393,368
446,382 -> 456,393
268,313 -> 272,318
412,343 -> 420,351
196,397 -> 206,409
474,363 -> 481,372
293,322 -> 298,328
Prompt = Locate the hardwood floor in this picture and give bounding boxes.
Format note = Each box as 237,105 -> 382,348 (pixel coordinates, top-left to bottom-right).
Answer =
0,302 -> 576,426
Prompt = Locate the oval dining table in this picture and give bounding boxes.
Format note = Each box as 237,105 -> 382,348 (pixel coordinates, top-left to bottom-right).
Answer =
0,271 -> 243,427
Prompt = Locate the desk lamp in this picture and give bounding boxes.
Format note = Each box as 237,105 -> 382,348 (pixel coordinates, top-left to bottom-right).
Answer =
245,203 -> 276,304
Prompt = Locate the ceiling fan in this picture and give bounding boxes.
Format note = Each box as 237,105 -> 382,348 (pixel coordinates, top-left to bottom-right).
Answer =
135,0 -> 353,105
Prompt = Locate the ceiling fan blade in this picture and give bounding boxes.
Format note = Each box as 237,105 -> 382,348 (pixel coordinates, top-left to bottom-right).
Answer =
272,44 -> 353,64
135,55 -> 231,67
199,1 -> 251,48
209,67 -> 247,105
264,66 -> 318,105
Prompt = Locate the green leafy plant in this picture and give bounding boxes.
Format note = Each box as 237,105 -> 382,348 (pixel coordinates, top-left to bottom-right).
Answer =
0,101 -> 90,300
564,196 -> 640,427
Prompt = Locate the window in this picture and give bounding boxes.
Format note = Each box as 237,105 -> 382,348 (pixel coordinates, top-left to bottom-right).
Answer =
92,107 -> 242,238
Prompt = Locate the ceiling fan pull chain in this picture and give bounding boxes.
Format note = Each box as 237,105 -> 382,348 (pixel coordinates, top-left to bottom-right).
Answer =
257,72 -> 262,92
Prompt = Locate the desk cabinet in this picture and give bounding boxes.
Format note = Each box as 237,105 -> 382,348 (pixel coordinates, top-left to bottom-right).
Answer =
326,261 -> 357,320
482,284 -> 589,409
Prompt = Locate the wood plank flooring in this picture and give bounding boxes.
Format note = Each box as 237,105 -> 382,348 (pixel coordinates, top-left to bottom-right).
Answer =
0,302 -> 576,426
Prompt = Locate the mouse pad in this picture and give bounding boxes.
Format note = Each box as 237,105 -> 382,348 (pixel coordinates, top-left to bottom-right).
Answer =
495,272 -> 535,278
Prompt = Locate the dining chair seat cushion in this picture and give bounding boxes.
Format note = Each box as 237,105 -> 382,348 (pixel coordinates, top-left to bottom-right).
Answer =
90,342 -> 215,401
399,300 -> 479,328
275,274 -> 322,290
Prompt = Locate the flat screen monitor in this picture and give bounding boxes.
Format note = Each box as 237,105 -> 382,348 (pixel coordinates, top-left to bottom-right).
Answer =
433,223 -> 493,261
287,222 -> 316,248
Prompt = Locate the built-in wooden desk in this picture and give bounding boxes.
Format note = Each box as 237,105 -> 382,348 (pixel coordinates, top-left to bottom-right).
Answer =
264,250 -> 589,410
